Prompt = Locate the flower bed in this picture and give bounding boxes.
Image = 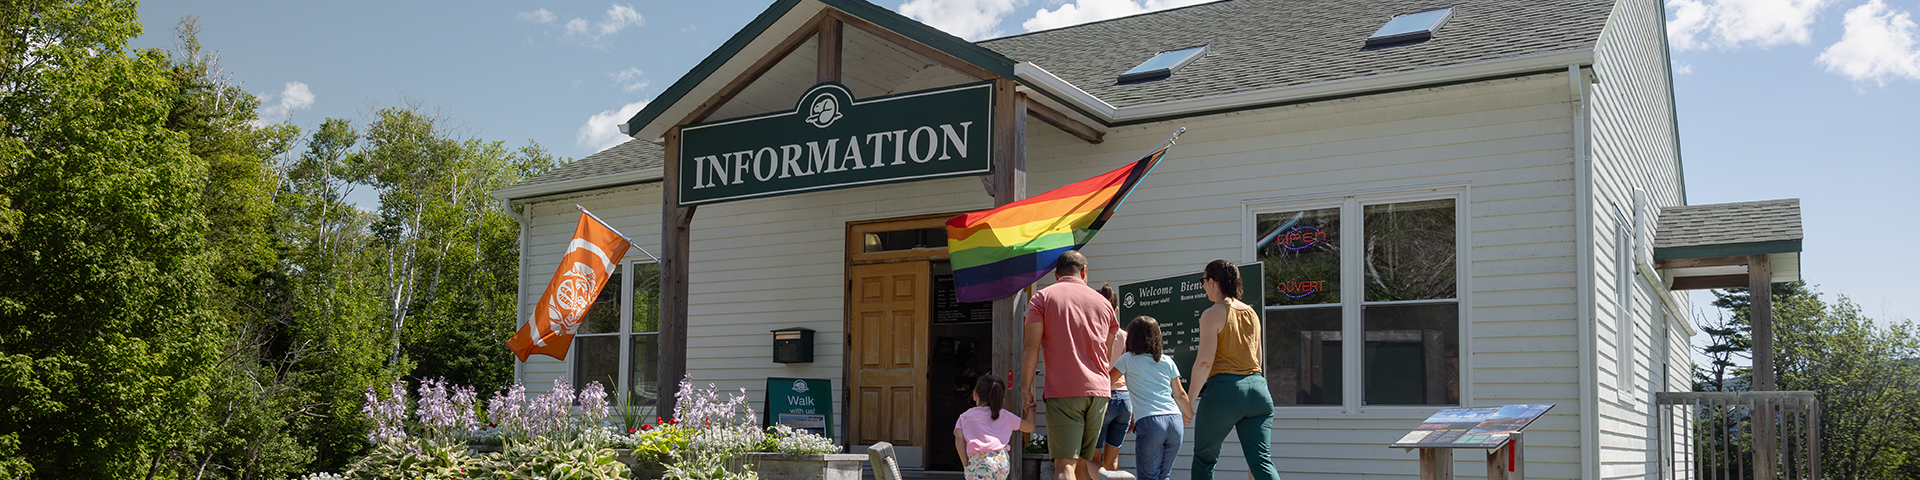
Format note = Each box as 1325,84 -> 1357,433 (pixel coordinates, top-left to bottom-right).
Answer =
303,376 -> 844,480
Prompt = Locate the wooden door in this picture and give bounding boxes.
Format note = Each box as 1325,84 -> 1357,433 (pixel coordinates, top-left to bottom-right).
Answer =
848,261 -> 929,448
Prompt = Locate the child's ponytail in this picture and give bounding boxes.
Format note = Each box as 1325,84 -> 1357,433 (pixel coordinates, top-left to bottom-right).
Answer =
976,375 -> 1008,420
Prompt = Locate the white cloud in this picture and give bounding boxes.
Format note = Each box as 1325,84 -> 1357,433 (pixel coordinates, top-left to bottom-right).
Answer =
899,0 -> 1024,40
1817,0 -> 1920,85
518,8 -> 556,24
253,81 -> 315,127
612,67 -> 649,92
1021,0 -> 1212,32
578,100 -> 649,153
565,4 -> 644,39
1667,0 -> 1838,51
1674,62 -> 1694,74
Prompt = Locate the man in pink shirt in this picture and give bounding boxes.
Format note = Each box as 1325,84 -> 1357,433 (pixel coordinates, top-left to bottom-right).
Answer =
1020,250 -> 1120,480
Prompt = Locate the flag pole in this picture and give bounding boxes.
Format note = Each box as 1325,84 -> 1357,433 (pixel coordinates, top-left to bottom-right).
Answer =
575,204 -> 663,265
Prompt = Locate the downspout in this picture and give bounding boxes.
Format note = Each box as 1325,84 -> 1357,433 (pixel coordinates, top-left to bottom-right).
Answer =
501,198 -> 530,384
1568,64 -> 1599,480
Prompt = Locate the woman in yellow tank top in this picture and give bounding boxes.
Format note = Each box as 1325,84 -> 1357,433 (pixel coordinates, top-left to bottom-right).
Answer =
1184,259 -> 1280,480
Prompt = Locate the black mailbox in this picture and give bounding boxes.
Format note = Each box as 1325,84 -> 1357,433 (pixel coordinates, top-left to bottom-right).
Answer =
772,327 -> 815,363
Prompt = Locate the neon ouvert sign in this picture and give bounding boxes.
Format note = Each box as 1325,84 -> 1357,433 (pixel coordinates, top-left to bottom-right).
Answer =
1277,278 -> 1328,298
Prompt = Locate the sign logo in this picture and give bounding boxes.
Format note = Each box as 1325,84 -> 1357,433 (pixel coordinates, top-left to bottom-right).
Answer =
805,92 -> 842,128
792,379 -> 810,393
547,262 -> 598,334
1123,293 -> 1137,308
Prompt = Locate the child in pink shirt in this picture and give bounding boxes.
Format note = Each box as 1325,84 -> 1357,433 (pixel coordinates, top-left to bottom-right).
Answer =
953,375 -> 1036,480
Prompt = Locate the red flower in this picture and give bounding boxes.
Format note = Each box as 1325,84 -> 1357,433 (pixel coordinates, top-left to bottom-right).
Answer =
629,428 -> 637,434
640,424 -> 653,431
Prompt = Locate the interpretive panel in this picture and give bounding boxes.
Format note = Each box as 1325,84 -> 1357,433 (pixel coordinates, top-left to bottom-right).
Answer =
1391,403 -> 1553,448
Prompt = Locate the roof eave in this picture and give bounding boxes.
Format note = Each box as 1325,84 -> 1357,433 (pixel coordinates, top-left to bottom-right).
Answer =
492,167 -> 666,202
1017,48 -> 1597,126
624,0 -> 1017,142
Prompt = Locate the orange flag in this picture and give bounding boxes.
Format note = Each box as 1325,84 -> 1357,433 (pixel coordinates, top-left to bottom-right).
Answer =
509,210 -> 632,361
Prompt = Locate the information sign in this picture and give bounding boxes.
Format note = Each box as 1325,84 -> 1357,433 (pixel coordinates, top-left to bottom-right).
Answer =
1391,403 -> 1553,449
1115,263 -> 1264,380
678,82 -> 994,206
764,378 -> 833,437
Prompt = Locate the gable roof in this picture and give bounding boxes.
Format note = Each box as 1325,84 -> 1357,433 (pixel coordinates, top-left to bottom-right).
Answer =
507,0 -> 1624,199
982,0 -> 1612,116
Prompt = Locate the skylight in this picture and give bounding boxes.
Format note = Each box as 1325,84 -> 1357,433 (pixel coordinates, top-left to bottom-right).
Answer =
1366,7 -> 1454,47
1118,45 -> 1208,82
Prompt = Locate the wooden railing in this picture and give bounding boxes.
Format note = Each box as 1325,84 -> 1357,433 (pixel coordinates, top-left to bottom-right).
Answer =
1653,391 -> 1821,480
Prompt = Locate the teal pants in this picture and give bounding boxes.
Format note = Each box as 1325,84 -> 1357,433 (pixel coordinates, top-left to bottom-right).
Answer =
1191,373 -> 1280,480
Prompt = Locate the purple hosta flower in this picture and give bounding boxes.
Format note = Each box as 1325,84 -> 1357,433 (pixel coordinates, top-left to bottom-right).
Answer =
579,381 -> 610,425
450,384 -> 481,433
488,382 -> 528,437
417,378 -> 458,433
549,378 -> 576,413
362,380 -> 410,444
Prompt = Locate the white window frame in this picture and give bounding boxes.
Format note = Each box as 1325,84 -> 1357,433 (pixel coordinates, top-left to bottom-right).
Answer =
1243,183 -> 1471,416
570,258 -> 661,410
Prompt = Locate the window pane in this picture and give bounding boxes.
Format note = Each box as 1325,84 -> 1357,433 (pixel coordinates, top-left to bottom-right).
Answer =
1363,199 -> 1456,301
630,334 -> 660,408
582,271 -> 623,334
631,263 -> 662,333
862,227 -> 947,253
1256,208 -> 1340,306
1362,303 -> 1459,405
1265,306 -> 1342,405
574,335 -> 620,395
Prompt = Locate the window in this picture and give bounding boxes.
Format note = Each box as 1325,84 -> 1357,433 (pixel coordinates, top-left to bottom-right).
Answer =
1365,8 -> 1454,47
1255,196 -> 1461,408
574,261 -> 663,411
1118,45 -> 1208,82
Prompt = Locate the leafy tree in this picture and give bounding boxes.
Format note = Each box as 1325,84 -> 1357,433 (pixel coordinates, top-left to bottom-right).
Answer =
1694,282 -> 1920,479
0,1 -> 223,478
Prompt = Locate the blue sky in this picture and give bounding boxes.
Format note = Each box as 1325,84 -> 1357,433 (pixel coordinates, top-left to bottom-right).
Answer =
131,0 -> 1919,332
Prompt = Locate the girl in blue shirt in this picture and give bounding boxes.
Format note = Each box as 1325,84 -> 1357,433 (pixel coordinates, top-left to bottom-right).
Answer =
1109,316 -> 1194,480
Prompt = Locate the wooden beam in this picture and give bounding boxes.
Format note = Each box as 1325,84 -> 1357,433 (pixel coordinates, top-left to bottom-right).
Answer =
817,17 -> 841,84
990,78 -> 1028,480
677,10 -> 830,126
1656,255 -> 1750,269
1668,274 -> 1749,291
826,9 -> 999,81
1024,98 -> 1103,144
658,127 -> 696,418
1751,254 -> 1774,391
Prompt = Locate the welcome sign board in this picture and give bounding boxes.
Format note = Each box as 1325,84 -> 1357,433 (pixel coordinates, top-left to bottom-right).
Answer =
677,82 -> 995,206
1116,263 -> 1265,381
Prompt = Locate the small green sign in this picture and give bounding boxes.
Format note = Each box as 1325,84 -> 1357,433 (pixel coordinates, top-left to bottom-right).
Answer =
678,81 -> 995,206
764,377 -> 833,438
1115,263 -> 1264,381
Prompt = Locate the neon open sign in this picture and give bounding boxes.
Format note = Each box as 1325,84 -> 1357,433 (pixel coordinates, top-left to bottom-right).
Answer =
1277,226 -> 1326,250
1277,278 -> 1329,298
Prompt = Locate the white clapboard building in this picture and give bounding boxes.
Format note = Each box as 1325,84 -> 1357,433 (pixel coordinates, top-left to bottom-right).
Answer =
489,0 -> 1734,477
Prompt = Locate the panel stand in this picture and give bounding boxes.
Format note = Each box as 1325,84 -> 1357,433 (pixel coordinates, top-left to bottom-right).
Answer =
1410,433 -> 1524,480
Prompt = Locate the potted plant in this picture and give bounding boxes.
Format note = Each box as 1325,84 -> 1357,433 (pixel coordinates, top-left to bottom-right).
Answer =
1021,434 -> 1053,480
741,425 -> 864,480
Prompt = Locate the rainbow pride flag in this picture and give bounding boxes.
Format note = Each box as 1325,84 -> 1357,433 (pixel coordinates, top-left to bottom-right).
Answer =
945,147 -> 1170,303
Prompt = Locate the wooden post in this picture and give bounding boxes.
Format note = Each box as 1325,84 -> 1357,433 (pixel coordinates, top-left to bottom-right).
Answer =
1485,433 -> 1523,480
817,17 -> 841,84
991,80 -> 1028,480
1749,254 -> 1776,479
1420,448 -> 1454,480
658,127 -> 696,418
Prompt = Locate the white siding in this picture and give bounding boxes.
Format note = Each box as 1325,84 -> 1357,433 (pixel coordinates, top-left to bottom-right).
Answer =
518,183 -> 666,398
1587,0 -> 1688,477
1014,73 -> 1584,479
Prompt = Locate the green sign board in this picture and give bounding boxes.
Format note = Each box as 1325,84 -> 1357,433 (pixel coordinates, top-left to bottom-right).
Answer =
1115,263 -> 1264,381
764,377 -> 833,438
678,81 -> 995,206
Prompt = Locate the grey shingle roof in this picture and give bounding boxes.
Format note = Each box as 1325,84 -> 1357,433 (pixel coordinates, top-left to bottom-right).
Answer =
1655,199 -> 1803,251
508,139 -> 664,191
977,0 -> 1614,108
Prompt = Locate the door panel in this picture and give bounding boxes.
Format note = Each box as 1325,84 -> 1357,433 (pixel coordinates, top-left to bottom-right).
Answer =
848,261 -> 929,449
